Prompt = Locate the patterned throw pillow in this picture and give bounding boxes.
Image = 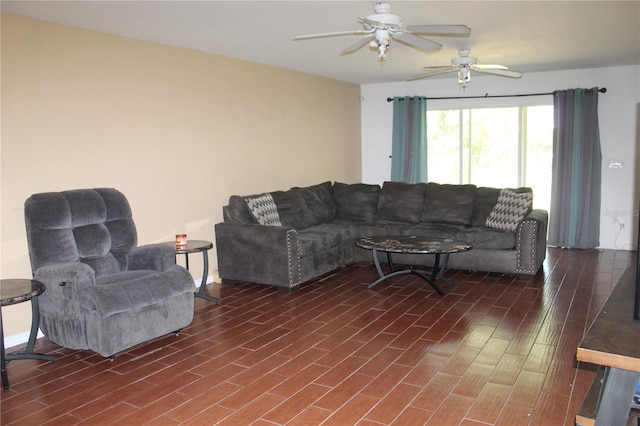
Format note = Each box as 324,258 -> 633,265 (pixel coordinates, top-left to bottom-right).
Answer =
245,193 -> 282,226
486,189 -> 533,231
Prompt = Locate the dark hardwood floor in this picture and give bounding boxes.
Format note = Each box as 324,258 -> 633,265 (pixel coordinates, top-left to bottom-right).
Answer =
1,247 -> 637,425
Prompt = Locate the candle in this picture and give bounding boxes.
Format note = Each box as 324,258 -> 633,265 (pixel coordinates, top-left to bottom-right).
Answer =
176,234 -> 188,248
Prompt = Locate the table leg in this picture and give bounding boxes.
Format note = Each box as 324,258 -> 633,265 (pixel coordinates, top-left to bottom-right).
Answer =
372,248 -> 385,279
411,253 -> 445,296
367,250 -> 445,295
386,252 -> 394,271
2,296 -> 55,390
594,367 -> 640,425
5,297 -> 56,362
1,310 -> 8,390
436,254 -> 455,286
194,250 -> 219,303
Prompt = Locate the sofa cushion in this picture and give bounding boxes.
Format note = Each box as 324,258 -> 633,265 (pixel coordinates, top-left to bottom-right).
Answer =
333,182 -> 380,221
471,186 -> 533,227
456,227 -> 516,249
244,193 -> 282,226
271,190 -> 316,230
227,195 -> 258,224
290,181 -> 336,226
376,181 -> 426,224
421,183 -> 477,225
486,189 -> 533,231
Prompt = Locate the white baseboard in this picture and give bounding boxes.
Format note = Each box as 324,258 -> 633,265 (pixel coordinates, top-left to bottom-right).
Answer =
4,330 -> 44,351
3,275 -> 215,351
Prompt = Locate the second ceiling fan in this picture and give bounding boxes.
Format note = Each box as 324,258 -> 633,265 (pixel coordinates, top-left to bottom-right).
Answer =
408,48 -> 523,86
294,2 -> 470,60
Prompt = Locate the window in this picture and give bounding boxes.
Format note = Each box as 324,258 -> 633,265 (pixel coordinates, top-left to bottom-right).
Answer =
426,105 -> 553,211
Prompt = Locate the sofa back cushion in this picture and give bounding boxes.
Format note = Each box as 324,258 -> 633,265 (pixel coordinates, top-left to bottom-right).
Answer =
227,195 -> 259,224
471,186 -> 533,227
290,181 -> 336,226
376,181 -> 426,223
271,190 -> 317,229
333,182 -> 381,221
226,182 -> 336,229
421,183 -> 477,225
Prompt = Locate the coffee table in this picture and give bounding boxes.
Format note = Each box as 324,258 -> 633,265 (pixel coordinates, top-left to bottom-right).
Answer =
355,235 -> 472,295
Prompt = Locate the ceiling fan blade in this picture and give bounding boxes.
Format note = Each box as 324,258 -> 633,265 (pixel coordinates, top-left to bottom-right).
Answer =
473,64 -> 508,70
293,29 -> 372,40
473,67 -> 523,78
341,35 -> 375,55
404,24 -> 471,36
393,32 -> 442,52
407,67 -> 457,81
358,17 -> 402,30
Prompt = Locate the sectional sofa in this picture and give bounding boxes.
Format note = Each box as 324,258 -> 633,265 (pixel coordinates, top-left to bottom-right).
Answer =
215,181 -> 548,290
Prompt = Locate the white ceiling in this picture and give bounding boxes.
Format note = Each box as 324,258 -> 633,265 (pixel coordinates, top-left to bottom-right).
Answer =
2,1 -> 639,85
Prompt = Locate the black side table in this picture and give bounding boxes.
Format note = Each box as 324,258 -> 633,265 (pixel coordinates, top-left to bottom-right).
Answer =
1,279 -> 56,390
173,240 -> 219,303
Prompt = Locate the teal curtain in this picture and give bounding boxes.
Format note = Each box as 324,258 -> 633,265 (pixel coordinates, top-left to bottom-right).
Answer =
548,88 -> 602,248
391,96 -> 427,183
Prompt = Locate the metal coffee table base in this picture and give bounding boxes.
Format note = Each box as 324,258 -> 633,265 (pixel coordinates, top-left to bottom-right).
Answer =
368,248 -> 452,295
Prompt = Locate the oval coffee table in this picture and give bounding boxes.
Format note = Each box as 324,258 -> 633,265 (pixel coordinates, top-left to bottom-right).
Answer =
355,235 -> 472,295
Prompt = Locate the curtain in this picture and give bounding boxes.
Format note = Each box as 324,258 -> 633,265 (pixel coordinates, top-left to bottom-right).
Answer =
548,88 -> 602,249
390,96 -> 427,183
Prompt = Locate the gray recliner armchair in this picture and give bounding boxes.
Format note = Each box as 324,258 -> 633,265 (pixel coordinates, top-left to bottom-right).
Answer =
24,188 -> 195,358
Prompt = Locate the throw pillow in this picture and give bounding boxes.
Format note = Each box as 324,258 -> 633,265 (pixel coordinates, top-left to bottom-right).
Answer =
486,189 -> 533,231
244,193 -> 282,226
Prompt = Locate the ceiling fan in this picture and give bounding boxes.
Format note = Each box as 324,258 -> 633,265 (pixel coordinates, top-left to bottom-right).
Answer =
293,2 -> 470,60
408,48 -> 523,86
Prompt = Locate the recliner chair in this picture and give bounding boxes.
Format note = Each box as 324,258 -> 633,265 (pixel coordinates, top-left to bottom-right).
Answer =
24,188 -> 194,358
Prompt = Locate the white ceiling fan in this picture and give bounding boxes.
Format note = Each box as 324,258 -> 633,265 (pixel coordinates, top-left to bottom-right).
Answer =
293,2 -> 470,61
408,48 -> 523,86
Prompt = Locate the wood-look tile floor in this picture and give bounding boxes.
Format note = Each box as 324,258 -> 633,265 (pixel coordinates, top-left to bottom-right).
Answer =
1,247 -> 637,425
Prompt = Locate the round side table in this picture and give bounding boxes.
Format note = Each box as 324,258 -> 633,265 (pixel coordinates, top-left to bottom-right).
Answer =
172,240 -> 219,303
1,279 -> 56,390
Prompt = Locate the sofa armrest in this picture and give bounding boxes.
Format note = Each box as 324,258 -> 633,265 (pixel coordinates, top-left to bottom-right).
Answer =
34,262 -> 96,318
515,209 -> 549,274
127,243 -> 176,271
215,222 -> 301,288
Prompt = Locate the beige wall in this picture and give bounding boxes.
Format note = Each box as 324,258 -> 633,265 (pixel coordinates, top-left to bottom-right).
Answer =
1,14 -> 362,339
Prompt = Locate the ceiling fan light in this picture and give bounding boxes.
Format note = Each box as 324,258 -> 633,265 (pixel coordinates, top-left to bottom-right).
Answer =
458,68 -> 471,86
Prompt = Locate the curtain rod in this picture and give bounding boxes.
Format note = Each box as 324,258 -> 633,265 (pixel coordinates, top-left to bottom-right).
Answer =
386,87 -> 607,102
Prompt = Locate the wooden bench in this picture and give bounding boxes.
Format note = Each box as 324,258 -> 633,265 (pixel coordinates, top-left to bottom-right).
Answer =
576,266 -> 640,426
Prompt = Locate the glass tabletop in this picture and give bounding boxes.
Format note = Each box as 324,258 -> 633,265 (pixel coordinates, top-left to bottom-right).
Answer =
0,279 -> 46,306
355,235 -> 472,254
171,240 -> 213,254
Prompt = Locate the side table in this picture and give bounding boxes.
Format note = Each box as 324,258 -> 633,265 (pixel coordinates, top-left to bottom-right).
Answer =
173,240 -> 219,303
1,279 -> 56,390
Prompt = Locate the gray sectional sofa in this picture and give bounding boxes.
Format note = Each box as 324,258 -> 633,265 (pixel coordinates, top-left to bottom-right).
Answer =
215,181 -> 548,290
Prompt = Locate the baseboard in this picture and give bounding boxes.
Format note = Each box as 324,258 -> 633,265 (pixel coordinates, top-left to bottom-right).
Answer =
3,275 -> 215,351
